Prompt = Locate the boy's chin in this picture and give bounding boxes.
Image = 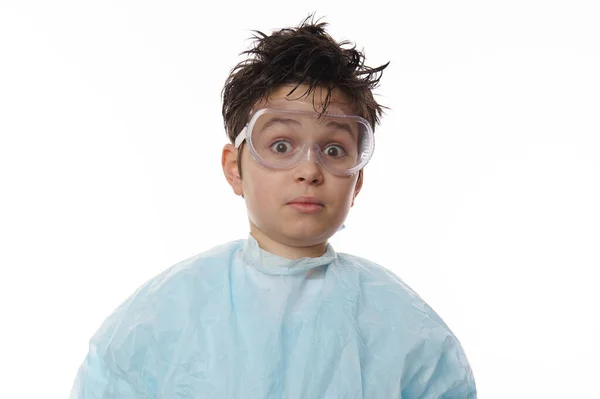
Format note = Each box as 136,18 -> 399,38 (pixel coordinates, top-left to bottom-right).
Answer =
276,226 -> 338,247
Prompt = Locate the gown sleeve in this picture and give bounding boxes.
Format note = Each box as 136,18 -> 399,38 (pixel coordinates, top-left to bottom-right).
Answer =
69,280 -> 158,399
69,345 -> 144,399
400,332 -> 477,399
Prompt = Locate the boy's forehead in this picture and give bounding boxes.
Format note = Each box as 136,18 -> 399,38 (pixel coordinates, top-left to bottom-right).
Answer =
253,84 -> 356,115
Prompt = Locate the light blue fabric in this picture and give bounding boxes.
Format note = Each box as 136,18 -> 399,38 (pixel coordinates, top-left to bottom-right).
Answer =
70,235 -> 477,398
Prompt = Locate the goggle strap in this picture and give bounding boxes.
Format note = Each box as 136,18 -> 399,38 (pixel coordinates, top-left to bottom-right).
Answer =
234,127 -> 247,148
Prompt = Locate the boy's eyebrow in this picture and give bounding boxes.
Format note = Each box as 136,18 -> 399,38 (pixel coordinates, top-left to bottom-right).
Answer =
325,120 -> 358,140
260,116 -> 359,140
260,117 -> 301,131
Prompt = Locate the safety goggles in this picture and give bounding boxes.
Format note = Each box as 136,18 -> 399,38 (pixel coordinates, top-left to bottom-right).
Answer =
234,108 -> 375,176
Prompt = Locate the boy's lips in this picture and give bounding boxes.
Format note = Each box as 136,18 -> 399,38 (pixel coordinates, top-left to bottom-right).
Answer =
287,196 -> 325,213
287,196 -> 324,206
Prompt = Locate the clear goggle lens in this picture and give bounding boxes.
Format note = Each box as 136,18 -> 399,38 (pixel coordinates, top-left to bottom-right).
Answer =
236,109 -> 374,176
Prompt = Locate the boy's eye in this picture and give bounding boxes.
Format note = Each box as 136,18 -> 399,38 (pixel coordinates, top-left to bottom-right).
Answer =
270,140 -> 293,154
323,144 -> 346,157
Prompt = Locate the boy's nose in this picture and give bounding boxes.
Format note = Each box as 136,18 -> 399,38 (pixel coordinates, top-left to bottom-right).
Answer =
293,147 -> 323,184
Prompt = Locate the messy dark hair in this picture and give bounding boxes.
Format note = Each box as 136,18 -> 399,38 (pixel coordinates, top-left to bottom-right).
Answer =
221,15 -> 389,146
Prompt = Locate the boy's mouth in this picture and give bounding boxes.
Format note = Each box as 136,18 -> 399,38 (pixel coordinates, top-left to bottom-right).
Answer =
287,196 -> 325,213
287,196 -> 324,206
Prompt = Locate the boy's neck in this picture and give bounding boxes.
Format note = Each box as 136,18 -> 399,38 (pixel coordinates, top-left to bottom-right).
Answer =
249,226 -> 328,260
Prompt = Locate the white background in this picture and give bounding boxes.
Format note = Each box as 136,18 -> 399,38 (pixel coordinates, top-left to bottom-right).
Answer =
1,1 -> 599,398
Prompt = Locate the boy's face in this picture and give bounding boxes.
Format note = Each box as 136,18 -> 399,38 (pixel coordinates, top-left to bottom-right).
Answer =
222,84 -> 363,249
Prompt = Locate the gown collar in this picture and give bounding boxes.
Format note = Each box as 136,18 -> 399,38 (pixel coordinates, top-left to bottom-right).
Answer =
241,234 -> 337,276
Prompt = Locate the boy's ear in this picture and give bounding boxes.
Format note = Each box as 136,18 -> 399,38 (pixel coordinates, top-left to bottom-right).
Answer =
351,170 -> 364,207
222,144 -> 244,196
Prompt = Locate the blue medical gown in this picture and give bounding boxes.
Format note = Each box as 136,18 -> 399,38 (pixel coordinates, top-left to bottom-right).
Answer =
70,236 -> 476,398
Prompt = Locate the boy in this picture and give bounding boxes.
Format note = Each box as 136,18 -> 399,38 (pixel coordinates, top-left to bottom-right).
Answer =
70,16 -> 477,398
